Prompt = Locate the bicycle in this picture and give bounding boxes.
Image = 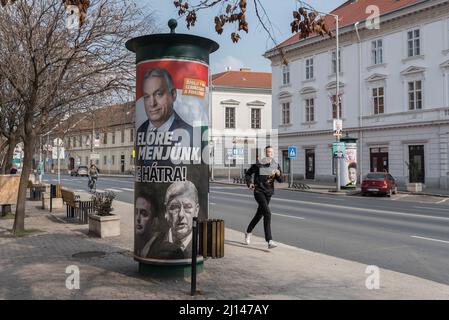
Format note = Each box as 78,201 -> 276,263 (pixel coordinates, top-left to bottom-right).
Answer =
88,176 -> 97,193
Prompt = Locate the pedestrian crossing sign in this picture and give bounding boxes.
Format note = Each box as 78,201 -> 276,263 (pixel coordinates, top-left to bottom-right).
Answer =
288,146 -> 297,159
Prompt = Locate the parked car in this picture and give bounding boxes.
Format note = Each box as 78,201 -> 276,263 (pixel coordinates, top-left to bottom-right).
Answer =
71,166 -> 89,177
361,172 -> 398,197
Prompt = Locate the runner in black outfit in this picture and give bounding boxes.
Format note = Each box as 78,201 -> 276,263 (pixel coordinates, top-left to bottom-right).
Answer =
244,146 -> 283,249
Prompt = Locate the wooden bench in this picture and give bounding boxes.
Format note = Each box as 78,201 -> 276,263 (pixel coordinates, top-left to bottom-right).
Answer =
61,188 -> 94,224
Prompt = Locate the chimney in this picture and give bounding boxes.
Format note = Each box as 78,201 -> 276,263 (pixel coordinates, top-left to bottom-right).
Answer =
240,68 -> 251,72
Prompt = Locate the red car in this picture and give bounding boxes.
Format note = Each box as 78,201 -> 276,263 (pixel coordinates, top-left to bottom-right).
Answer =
361,172 -> 398,197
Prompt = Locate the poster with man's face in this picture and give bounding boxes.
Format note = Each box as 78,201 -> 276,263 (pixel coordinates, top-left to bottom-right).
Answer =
339,143 -> 357,188
134,59 -> 209,263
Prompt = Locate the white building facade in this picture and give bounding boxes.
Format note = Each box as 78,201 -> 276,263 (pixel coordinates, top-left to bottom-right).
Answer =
210,69 -> 272,177
265,0 -> 449,189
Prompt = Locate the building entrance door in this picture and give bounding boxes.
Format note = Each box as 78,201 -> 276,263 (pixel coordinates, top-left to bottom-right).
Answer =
282,150 -> 290,174
370,148 -> 389,172
120,155 -> 125,173
305,149 -> 315,180
408,145 -> 425,183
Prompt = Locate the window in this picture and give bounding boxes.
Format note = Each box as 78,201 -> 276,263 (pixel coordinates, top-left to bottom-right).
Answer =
85,156 -> 89,165
225,107 -> 235,129
408,80 -> 422,110
251,108 -> 261,129
103,155 -> 107,165
372,87 -> 385,114
305,58 -> 314,80
79,136 -> 82,147
371,40 -> 383,65
282,64 -> 290,85
331,95 -> 342,119
68,137 -> 71,149
305,98 -> 315,122
112,132 -> 116,144
282,102 -> 290,125
121,129 -> 125,143
103,132 -> 107,145
96,160 -> 99,166
112,155 -> 115,165
130,128 -> 134,142
407,29 -> 420,57
331,49 -> 341,74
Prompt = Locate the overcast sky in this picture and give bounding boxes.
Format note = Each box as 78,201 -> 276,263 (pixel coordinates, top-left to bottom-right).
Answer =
152,0 -> 347,74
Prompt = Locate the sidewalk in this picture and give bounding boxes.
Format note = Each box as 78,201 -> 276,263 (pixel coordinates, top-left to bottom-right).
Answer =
1,199 -> 448,299
212,178 -> 449,198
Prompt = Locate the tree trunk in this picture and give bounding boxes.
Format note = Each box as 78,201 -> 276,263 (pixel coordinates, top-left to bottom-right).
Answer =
13,135 -> 35,234
4,137 -> 16,174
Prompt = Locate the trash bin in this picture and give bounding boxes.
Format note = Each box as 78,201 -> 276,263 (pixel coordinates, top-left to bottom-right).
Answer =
198,219 -> 225,259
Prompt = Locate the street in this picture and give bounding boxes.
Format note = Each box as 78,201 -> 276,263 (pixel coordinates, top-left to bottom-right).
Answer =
43,173 -> 449,286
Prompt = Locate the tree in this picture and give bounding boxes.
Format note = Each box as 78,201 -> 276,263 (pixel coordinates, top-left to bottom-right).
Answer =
173,0 -> 332,45
0,0 -> 156,234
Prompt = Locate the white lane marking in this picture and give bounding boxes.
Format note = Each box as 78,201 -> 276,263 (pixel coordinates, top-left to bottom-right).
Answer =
436,198 -> 449,204
391,194 -> 409,201
210,202 -> 216,205
316,196 -> 344,201
414,206 -> 449,212
211,190 -> 449,222
411,236 -> 449,245
105,188 -> 123,193
272,212 -> 305,220
121,188 -> 135,192
95,189 -> 105,193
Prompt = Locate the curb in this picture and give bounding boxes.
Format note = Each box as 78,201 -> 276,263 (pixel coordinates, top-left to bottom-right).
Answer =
210,180 -> 360,196
397,191 -> 449,198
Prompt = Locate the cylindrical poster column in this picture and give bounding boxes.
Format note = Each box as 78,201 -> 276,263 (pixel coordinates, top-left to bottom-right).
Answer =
126,21 -> 219,277
339,135 -> 358,189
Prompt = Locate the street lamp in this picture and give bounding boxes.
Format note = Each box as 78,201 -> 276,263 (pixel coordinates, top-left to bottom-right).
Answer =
314,11 -> 341,191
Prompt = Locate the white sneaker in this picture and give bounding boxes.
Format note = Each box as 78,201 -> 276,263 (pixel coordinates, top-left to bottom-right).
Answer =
268,240 -> 278,249
244,233 -> 251,245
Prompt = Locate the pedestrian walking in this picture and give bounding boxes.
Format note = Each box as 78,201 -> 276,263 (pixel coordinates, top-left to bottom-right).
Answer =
244,146 -> 283,249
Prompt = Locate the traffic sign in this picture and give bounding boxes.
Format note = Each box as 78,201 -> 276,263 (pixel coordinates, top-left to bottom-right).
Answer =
288,146 -> 297,159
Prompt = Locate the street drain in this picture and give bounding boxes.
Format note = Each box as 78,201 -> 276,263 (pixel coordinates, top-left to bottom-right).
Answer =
72,251 -> 106,259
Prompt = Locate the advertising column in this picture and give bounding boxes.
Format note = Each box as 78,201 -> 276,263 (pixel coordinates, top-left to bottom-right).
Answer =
339,135 -> 358,189
126,20 -> 219,276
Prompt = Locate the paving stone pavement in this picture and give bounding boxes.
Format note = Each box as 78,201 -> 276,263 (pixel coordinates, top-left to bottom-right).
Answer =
1,199 -> 449,300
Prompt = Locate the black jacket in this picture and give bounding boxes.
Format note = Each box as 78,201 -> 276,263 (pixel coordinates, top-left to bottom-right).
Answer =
245,158 -> 283,196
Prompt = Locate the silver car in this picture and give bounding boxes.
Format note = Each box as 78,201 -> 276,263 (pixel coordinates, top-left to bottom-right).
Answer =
75,166 -> 89,177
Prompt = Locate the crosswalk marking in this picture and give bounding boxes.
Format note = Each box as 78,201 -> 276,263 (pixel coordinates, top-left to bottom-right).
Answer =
121,188 -> 134,192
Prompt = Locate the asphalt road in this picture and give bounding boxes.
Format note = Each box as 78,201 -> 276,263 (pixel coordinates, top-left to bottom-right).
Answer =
43,173 -> 449,286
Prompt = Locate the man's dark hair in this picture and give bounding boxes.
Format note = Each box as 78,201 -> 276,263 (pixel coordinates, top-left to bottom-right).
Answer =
265,145 -> 273,150
348,162 -> 357,170
135,186 -> 160,216
143,68 -> 175,93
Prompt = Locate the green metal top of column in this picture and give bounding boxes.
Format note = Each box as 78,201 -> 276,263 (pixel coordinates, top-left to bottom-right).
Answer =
125,19 -> 219,65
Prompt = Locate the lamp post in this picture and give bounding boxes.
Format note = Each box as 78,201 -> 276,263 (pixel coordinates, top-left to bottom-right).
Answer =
315,11 -> 341,191
335,14 -> 341,192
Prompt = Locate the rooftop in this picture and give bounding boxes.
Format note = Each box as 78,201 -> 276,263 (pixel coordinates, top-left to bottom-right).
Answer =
276,0 -> 423,49
212,68 -> 271,89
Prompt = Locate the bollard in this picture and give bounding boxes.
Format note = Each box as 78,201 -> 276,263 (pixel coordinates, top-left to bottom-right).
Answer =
50,184 -> 54,212
191,217 -> 198,296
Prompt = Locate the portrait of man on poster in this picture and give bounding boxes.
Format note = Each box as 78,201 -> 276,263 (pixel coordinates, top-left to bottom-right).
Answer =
137,68 -> 193,143
135,187 -> 182,260
163,180 -> 200,259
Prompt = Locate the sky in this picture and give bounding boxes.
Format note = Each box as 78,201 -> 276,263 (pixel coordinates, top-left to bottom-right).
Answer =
151,0 -> 347,74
